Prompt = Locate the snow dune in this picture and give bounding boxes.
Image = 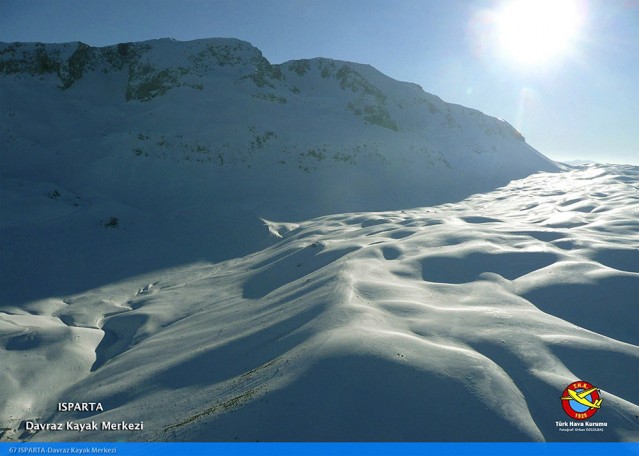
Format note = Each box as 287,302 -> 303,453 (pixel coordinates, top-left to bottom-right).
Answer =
2,164 -> 637,442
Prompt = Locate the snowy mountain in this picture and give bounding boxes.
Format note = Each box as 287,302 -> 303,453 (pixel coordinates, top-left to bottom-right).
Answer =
0,38 -> 558,306
0,37 -> 557,215
2,39 -> 637,442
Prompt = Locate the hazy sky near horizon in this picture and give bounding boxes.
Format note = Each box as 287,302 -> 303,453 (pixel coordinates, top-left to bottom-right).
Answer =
1,0 -> 637,165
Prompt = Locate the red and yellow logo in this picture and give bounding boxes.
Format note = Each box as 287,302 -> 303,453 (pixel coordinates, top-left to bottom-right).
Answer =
560,381 -> 603,420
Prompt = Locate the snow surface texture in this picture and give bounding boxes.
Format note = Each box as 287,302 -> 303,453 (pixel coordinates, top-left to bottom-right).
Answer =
2,164 -> 638,442
1,39 -> 637,442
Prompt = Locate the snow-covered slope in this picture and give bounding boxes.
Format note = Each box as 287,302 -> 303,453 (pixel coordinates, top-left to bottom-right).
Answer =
0,37 -> 557,214
0,38 -> 558,308
3,39 -> 636,443
1,164 -> 638,442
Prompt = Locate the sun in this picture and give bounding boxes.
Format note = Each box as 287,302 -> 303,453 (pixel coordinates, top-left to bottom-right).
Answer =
494,0 -> 584,66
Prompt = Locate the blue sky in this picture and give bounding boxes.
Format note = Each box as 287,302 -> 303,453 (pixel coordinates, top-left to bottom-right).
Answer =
1,0 -> 637,164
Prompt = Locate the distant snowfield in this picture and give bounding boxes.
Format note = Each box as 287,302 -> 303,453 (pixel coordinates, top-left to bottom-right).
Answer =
1,163 -> 637,442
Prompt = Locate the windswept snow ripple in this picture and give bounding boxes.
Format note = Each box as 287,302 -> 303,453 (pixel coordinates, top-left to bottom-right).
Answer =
1,164 -> 638,442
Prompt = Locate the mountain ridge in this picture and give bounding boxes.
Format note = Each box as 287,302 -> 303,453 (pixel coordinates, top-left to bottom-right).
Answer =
1,37 -> 530,142
0,37 -> 556,200
1,36 -> 558,305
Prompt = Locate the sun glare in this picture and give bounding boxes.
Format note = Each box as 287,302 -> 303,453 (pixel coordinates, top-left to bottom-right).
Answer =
494,0 -> 584,66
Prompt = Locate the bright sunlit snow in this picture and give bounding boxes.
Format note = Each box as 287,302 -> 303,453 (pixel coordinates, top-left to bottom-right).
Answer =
2,164 -> 638,442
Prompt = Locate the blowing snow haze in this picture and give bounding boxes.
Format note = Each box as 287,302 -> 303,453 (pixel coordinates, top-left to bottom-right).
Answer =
1,38 -> 637,442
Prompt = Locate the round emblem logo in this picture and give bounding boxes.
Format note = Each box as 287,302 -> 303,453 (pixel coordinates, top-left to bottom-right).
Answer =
560,381 -> 602,420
